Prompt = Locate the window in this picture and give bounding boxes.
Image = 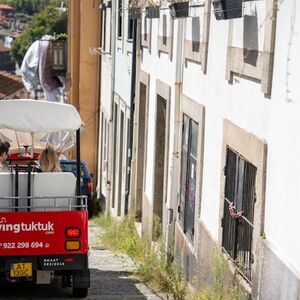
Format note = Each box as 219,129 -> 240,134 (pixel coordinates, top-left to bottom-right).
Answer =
128,17 -> 134,40
101,9 -> 106,50
222,147 -> 256,283
179,114 -> 198,242
102,113 -> 108,171
141,16 -> 151,49
143,17 -> 147,41
117,0 -> 123,38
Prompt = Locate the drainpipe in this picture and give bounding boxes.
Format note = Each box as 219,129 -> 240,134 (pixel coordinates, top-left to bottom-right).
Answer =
125,17 -> 139,214
107,0 -> 117,214
167,18 -> 184,249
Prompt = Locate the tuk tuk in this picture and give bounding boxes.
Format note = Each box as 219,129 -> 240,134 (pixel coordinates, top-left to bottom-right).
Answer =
0,99 -> 90,298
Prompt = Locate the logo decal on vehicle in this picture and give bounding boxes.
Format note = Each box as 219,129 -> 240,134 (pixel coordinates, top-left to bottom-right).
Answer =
0,219 -> 54,234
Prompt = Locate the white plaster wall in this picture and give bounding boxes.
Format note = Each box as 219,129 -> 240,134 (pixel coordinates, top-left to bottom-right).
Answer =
263,0 -> 300,275
114,0 -> 133,107
115,40 -> 132,106
180,0 -> 300,275
97,7 -> 112,197
140,0 -> 300,277
141,18 -> 178,207
100,54 -> 112,117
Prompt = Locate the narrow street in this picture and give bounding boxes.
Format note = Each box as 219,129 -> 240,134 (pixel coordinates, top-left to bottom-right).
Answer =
0,222 -> 166,300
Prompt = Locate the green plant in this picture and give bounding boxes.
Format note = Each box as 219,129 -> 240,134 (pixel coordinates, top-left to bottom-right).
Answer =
152,214 -> 162,241
189,249 -> 243,300
94,212 -> 187,299
56,33 -> 67,40
90,196 -> 104,218
11,5 -> 67,63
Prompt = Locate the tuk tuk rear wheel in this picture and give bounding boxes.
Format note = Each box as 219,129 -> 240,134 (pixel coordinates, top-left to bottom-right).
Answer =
73,287 -> 88,298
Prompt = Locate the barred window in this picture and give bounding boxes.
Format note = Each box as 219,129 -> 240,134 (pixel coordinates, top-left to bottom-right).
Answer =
222,147 -> 256,283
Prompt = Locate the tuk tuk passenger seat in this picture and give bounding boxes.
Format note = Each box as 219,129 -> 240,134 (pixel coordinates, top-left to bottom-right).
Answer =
31,172 -> 77,211
0,173 -> 13,212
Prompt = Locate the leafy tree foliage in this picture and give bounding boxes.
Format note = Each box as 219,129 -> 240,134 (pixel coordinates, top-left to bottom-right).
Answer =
11,6 -> 68,63
1,0 -> 65,15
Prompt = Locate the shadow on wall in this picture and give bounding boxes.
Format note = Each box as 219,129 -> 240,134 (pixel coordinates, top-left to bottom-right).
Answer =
243,8 -> 258,67
163,14 -> 167,45
192,17 -> 200,52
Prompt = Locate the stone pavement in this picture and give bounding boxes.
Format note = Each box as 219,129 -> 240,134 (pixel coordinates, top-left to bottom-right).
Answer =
87,222 -> 168,300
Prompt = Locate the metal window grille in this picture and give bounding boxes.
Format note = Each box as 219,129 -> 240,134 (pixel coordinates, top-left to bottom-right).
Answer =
222,147 -> 256,283
179,114 -> 198,242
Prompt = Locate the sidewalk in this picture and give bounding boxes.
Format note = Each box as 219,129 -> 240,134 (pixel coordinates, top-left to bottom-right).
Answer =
88,222 -> 168,300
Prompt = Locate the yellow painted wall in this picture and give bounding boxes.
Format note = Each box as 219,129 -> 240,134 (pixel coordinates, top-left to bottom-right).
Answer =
68,0 -> 101,187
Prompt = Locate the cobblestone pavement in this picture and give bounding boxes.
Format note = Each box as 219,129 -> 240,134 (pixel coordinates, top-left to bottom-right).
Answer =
0,222 -> 167,300
87,223 -> 167,300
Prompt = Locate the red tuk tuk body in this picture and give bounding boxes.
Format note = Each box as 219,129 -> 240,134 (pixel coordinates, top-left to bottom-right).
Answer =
0,100 -> 90,298
0,211 -> 88,256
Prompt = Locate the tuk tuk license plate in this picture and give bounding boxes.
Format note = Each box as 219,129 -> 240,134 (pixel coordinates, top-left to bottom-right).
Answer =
10,262 -> 32,277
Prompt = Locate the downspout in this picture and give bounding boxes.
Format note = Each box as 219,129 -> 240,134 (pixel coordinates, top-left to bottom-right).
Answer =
125,17 -> 139,214
107,0 -> 117,214
167,18 -> 184,249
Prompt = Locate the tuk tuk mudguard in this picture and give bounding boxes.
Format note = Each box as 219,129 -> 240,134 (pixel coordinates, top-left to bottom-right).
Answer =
72,269 -> 90,288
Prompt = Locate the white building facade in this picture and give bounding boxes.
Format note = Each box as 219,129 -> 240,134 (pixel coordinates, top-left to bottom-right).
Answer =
130,0 -> 300,299
98,0 -> 135,218
98,0 -> 300,298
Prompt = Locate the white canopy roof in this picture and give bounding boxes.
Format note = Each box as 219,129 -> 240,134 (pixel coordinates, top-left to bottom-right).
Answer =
0,99 -> 83,132
0,99 -> 84,155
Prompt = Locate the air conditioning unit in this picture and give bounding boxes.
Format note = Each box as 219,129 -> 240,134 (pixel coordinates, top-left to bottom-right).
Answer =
213,0 -> 242,20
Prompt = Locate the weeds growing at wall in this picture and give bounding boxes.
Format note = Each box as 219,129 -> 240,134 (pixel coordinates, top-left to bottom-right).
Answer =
189,249 -> 243,300
94,212 -> 187,300
94,213 -> 245,300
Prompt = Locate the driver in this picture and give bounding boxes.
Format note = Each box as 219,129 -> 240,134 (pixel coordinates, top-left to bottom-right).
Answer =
0,141 -> 10,172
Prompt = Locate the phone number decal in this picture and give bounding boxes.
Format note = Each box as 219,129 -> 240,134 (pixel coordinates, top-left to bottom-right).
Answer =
0,242 -> 50,249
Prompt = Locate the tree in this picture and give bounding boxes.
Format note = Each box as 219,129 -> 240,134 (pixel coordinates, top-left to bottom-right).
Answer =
11,6 -> 68,64
1,0 -> 66,15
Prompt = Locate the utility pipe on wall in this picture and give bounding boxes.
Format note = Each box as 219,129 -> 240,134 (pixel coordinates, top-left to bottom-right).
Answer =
174,18 -> 184,157
166,18 -> 185,247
